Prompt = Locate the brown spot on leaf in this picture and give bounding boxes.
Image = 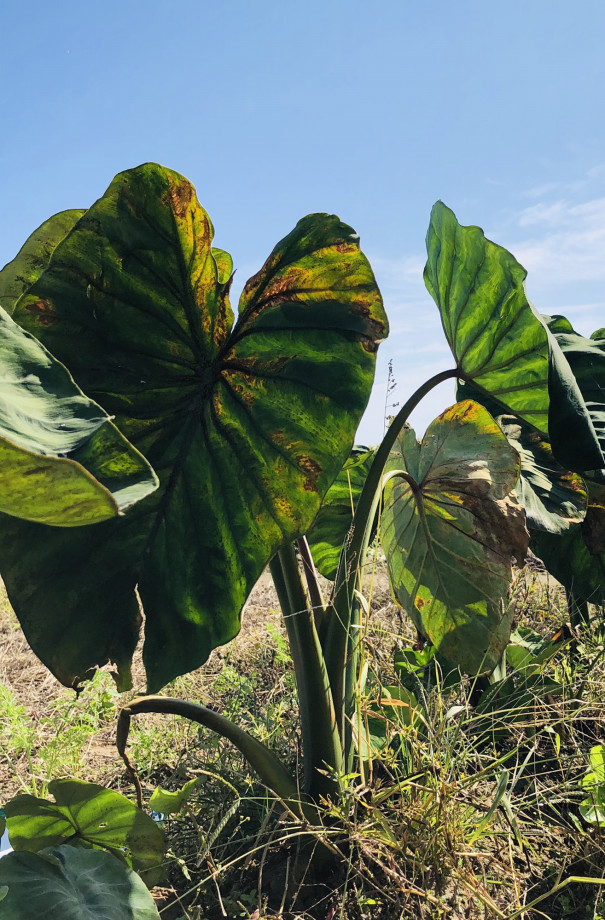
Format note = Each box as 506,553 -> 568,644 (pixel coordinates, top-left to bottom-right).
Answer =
165,180 -> 194,219
298,455 -> 322,491
24,299 -> 59,326
415,597 -> 425,610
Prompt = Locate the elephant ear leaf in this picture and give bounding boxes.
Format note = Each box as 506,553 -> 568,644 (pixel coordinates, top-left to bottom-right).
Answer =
0,306 -> 157,526
380,400 -> 528,676
306,445 -> 376,580
5,779 -> 164,885
7,162 -> 387,692
424,202 -> 602,472
0,210 -> 85,315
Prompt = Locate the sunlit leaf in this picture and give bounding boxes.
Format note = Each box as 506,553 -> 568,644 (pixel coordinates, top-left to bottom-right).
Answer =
4,780 -> 165,885
306,445 -> 376,579
149,778 -> 201,816
381,401 -> 528,675
424,202 -> 602,472
0,307 -> 157,526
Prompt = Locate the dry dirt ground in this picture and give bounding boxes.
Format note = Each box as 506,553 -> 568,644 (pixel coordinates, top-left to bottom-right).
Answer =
0,564 -> 399,801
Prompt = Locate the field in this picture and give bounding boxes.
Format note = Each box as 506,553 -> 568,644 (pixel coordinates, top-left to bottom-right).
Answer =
2,559 -> 605,920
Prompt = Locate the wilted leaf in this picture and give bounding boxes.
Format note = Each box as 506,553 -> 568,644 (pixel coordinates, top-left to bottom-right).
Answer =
496,415 -> 587,534
380,400 -> 528,675
531,477 -> 605,610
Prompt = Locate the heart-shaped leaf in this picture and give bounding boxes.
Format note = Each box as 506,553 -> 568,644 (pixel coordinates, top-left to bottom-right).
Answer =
6,163 -> 387,691
306,445 -> 376,579
424,202 -> 602,472
380,400 -> 528,675
4,779 -> 164,884
0,846 -> 161,920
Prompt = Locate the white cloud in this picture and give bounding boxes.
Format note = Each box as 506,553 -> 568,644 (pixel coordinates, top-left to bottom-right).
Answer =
508,196 -> 605,284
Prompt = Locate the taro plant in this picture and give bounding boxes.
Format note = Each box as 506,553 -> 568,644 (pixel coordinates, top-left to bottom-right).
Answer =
0,167 -> 604,844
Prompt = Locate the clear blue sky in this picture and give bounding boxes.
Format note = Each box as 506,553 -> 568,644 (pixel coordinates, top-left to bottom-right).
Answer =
2,0 -> 604,443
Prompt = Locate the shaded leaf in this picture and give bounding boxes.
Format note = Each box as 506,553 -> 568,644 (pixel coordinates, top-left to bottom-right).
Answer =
424,202 -> 602,471
6,162 -> 387,691
543,314 -> 605,470
0,307 -> 157,526
306,445 -> 376,579
531,477 -> 605,609
0,846 -> 161,920
496,414 -> 587,535
4,779 -> 165,885
380,400 -> 528,675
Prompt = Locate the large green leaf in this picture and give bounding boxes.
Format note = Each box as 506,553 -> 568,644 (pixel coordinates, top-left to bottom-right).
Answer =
5,163 -> 387,692
380,401 -> 528,675
531,477 -> 605,610
424,202 -> 602,472
4,779 -> 164,884
0,846 -> 160,920
306,445 -> 376,579
0,210 -> 84,316
0,307 -> 157,525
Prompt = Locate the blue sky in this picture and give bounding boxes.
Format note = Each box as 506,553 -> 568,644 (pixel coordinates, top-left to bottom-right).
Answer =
2,0 -> 604,443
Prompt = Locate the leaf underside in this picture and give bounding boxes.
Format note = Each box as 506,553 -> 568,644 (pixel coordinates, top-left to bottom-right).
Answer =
5,162 -> 387,691
380,400 -> 528,675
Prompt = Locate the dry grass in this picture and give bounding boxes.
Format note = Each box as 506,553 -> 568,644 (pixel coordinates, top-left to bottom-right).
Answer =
2,562 -> 605,919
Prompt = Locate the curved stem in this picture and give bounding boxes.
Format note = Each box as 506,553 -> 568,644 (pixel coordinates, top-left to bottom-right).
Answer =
323,368 -> 460,745
118,695 -> 313,819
